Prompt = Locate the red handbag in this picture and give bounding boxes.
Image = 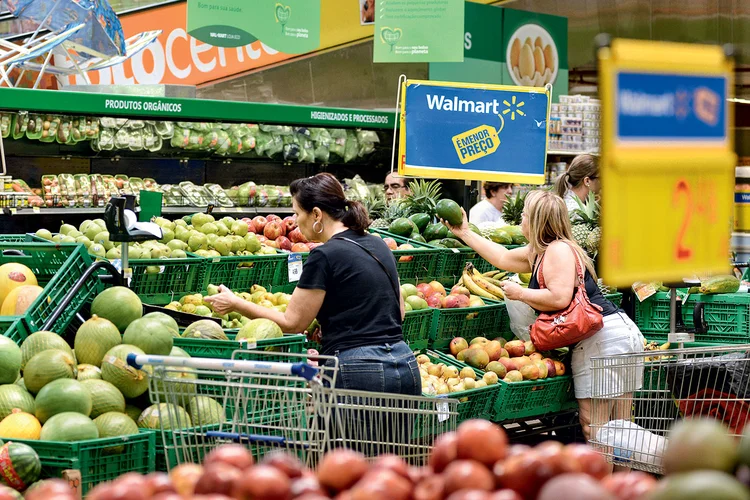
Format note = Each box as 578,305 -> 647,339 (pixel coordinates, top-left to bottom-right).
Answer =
530,244 -> 603,350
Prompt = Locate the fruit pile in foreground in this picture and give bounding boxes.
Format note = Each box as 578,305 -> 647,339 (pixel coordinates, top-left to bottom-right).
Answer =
416,353 -> 498,395
0,263 -> 41,317
401,280 -> 486,311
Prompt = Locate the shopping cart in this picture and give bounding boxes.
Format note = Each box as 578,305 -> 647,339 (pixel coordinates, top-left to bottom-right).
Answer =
128,350 -> 458,470
588,345 -> 750,474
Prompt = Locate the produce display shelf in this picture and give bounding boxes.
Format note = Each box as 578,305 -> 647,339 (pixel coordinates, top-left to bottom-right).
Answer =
200,253 -> 289,294
173,333 -> 306,360
491,374 -> 573,421
429,298 -> 506,350
2,206 -> 296,216
127,253 -> 207,306
635,291 -> 750,343
0,234 -> 30,242
368,229 -> 444,284
13,431 -> 156,496
0,241 -> 82,287
0,316 -> 30,344
402,308 -> 434,350
421,350 -> 500,423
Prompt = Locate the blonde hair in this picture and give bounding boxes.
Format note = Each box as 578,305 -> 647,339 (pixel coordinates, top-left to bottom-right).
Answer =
555,154 -> 599,198
525,190 -> 597,279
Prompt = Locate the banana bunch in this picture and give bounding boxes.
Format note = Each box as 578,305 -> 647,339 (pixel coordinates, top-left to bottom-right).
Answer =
483,269 -> 531,286
643,339 -> 671,362
461,263 -> 505,300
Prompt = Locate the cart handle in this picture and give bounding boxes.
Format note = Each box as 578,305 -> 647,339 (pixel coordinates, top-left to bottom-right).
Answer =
126,354 -> 319,381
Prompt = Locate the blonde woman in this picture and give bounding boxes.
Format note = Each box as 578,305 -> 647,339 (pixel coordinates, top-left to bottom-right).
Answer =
556,154 -> 600,212
443,190 -> 643,440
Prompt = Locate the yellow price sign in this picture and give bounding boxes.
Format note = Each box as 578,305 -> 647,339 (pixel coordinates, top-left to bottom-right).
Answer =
452,124 -> 501,164
599,39 -> 735,286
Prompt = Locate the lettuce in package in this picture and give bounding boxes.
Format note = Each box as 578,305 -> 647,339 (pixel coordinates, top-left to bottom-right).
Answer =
262,133 -> 284,158
129,129 -> 145,151
259,124 -> 294,135
143,125 -> 162,152
237,132 -> 256,154
282,135 -> 301,162
344,130 -> 358,162
114,128 -> 130,149
154,121 -> 174,139
171,127 -> 190,148
126,119 -> 145,130
98,128 -> 115,150
329,129 -> 346,157
357,130 -> 380,156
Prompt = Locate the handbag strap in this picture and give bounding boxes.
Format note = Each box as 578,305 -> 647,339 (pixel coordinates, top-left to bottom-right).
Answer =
330,236 -> 401,302
537,241 -> 585,290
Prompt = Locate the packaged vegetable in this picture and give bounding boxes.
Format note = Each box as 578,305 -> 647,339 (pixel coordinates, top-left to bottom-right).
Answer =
25,114 -> 43,140
128,128 -> 145,151
171,127 -> 190,148
0,113 -> 10,138
98,128 -> 115,150
39,115 -> 62,143
264,133 -> 284,158
236,182 -> 257,206
56,117 -> 72,144
12,112 -> 28,140
329,128 -> 346,157
357,129 -> 380,156
344,129 -> 358,162
259,124 -> 294,135
114,128 -> 130,149
204,183 -> 234,207
154,121 -> 174,139
126,119 -> 145,130
179,181 -> 211,207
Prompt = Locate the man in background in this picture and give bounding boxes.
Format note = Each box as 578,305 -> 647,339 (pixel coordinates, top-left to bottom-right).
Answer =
469,182 -> 513,225
385,172 -> 411,202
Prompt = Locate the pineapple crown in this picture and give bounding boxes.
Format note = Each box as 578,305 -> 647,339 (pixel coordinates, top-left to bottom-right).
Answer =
571,192 -> 600,228
502,191 -> 527,226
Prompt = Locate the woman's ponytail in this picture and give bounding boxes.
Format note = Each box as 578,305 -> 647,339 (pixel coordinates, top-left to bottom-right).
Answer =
555,172 -> 570,198
342,200 -> 370,235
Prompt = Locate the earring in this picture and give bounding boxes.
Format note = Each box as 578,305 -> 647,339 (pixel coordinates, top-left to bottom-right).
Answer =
313,220 -> 324,234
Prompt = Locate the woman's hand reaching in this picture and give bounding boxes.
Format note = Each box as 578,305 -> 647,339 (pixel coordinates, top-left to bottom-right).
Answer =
203,285 -> 239,315
500,281 -> 525,301
440,207 -> 470,238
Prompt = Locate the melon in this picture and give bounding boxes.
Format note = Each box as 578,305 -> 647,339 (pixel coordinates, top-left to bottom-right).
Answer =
0,484 -> 22,499
73,315 -> 122,367
23,350 -> 77,394
0,285 -> 43,316
0,337 -> 21,385
34,379 -> 92,424
188,396 -> 225,427
90,287 -> 142,332
39,412 -> 98,441
0,385 -> 34,419
142,312 -> 179,336
77,364 -> 102,381
124,405 -> 143,422
94,412 -> 139,438
14,378 -> 25,391
0,409 -> 40,440
0,263 -> 37,307
122,317 -> 174,356
101,345 -> 150,399
151,367 -> 197,407
237,318 -> 282,341
170,346 -> 191,358
181,320 -> 228,340
20,331 -> 75,370
81,379 -> 125,418
0,442 -> 41,491
137,403 -> 191,430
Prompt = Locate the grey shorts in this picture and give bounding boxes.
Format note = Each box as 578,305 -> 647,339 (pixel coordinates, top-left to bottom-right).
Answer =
572,311 -> 645,399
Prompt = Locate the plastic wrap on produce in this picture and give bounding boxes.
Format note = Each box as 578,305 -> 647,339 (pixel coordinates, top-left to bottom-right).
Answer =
329,128 -> 346,157
11,112 -> 28,140
357,129 -> 380,156
344,129 -> 358,162
1,114 -> 11,138
204,183 -> 234,207
171,126 -> 190,148
343,175 -> 370,201
126,119 -> 146,130
128,128 -> 145,151
98,128 -> 115,150
154,121 -> 174,139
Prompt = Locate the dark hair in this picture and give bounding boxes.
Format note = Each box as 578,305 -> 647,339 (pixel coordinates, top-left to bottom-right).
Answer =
290,173 -> 370,235
483,182 -> 513,199
555,154 -> 598,198
385,172 -> 412,190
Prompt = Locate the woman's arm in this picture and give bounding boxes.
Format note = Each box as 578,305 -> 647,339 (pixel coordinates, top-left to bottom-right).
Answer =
400,286 -> 406,321
501,242 -> 576,312
205,285 -> 325,333
444,209 -> 532,273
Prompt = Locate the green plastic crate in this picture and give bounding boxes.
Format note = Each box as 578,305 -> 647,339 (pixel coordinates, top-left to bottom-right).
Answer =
420,350 -> 499,423
127,253 -> 207,305
201,253 -> 288,293
1,317 -> 30,344
402,308 -> 433,350
430,299 -> 505,350
0,234 -> 30,243
491,375 -> 573,421
606,292 -> 623,308
13,431 -> 156,495
368,229 -> 443,284
155,425 -> 222,472
635,291 -> 750,343
0,241 -> 82,287
174,333 -> 306,359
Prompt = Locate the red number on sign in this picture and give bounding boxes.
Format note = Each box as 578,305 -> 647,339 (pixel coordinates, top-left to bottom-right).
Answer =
673,180 -> 693,261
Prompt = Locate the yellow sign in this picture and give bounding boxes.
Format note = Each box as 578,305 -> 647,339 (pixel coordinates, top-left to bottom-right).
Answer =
599,39 -> 736,286
452,123 -> 502,164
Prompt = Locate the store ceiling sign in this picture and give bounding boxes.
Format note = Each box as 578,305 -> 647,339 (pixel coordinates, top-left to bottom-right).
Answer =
599,38 -> 735,287
243,0 -> 321,54
374,0 -> 464,63
398,79 -> 549,183
186,0 -> 258,48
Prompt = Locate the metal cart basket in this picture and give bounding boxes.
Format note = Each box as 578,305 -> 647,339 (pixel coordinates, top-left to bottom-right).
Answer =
128,350 -> 458,470
588,345 -> 750,474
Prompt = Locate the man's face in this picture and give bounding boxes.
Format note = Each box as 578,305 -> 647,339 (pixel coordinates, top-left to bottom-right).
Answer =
385,173 -> 409,201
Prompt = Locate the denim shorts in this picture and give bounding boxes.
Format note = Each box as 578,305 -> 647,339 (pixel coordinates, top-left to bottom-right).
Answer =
325,341 -> 421,396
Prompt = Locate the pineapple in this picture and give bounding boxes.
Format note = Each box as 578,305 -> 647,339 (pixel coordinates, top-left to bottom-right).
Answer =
570,193 -> 600,257
502,191 -> 527,226
400,179 -> 442,218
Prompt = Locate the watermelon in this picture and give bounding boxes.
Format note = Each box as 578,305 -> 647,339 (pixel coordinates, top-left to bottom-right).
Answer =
142,312 -> 179,336
19,331 -> 75,371
81,380 -> 125,418
124,405 -> 142,423
90,287 -> 142,332
0,385 -> 34,419
0,485 -> 22,499
34,379 -> 92,423
122,317 -> 174,356
13,379 -> 24,391
0,338 -> 21,385
77,364 -> 102,381
39,412 -> 98,441
101,345 -> 150,399
187,396 -> 224,427
170,347 -> 191,358
23,350 -> 77,394
137,403 -> 191,430
181,320 -> 227,340
151,367 -> 197,407
94,412 -> 139,438
0,442 -> 40,491
73,315 -> 122,367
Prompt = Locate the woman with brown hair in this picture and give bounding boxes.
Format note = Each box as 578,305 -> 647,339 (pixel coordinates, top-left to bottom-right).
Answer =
206,173 -> 420,396
555,154 -> 600,211
443,190 -> 643,440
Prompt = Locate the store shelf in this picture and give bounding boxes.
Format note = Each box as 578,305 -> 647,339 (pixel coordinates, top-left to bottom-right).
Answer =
547,150 -> 600,156
1,206 -> 295,216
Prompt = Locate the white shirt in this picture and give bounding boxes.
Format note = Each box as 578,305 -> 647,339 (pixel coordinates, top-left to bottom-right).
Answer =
564,191 -> 582,212
469,199 -> 505,225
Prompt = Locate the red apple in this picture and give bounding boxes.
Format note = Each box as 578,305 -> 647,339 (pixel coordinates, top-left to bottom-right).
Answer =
251,216 -> 267,232
282,216 -> 297,232
291,243 -> 309,253
426,294 -> 443,308
257,235 -> 268,244
275,236 -> 292,251
417,283 -> 436,298
383,238 -> 398,250
264,240 -> 280,249
288,228 -> 307,244
307,242 -> 322,250
264,220 -> 285,240
266,214 -> 281,222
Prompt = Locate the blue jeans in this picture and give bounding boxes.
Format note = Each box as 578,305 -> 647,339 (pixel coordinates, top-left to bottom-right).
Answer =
327,341 -> 421,396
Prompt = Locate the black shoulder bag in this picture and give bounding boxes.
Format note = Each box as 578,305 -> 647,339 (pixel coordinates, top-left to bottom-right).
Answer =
330,236 -> 401,302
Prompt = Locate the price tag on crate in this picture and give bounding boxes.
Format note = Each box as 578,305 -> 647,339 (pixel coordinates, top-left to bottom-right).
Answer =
437,401 -> 450,422
32,206 -> 40,213
239,338 -> 258,349
288,253 -> 303,283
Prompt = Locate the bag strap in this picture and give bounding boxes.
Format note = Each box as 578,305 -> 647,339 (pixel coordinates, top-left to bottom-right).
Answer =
537,241 -> 585,290
330,236 -> 401,302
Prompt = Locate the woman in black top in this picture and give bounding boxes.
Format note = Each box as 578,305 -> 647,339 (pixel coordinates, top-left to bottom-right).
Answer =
442,190 -> 643,441
206,173 -> 420,396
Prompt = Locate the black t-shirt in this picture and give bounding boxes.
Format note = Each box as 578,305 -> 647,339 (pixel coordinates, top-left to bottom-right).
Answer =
296,229 -> 403,355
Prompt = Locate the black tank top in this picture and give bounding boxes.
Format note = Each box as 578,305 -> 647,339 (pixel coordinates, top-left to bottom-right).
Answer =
528,254 -> 619,317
